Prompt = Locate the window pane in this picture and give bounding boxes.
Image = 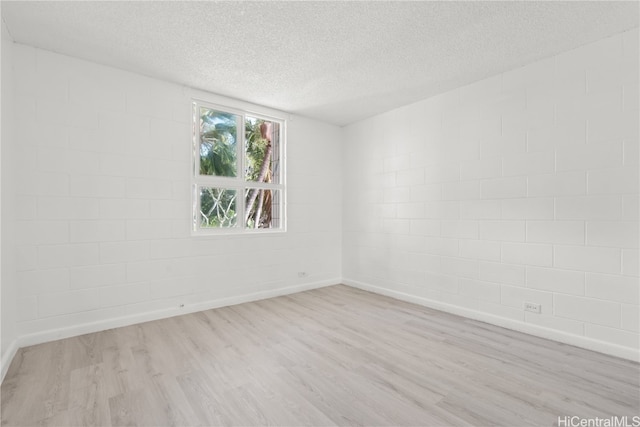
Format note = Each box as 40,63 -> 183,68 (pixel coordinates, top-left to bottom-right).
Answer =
199,108 -> 238,177
244,188 -> 281,229
199,187 -> 237,228
244,117 -> 280,184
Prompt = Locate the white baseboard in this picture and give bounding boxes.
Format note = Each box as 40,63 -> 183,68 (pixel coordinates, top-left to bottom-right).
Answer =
343,278 -> 640,363
1,338 -> 19,382
4,277 -> 636,383
5,279 -> 339,379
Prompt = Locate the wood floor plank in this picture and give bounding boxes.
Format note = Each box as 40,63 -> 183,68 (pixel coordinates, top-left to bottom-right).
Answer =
2,284 -> 639,426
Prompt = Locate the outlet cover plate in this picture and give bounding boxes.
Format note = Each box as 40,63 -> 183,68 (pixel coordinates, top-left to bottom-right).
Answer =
524,302 -> 541,313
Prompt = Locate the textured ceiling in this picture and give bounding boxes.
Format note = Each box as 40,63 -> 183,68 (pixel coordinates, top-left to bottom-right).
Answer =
2,1 -> 638,126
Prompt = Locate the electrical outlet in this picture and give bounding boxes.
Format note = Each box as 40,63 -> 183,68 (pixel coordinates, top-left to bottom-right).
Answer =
297,271 -> 308,278
524,302 -> 541,313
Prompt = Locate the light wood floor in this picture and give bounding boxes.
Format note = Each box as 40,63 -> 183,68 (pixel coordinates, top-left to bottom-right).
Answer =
1,285 -> 639,426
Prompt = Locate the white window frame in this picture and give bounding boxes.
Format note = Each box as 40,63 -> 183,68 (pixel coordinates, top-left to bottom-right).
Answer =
191,99 -> 286,235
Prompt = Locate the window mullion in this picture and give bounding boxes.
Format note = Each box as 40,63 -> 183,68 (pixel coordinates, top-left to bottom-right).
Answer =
192,101 -> 199,178
237,113 -> 245,231
244,182 -> 282,190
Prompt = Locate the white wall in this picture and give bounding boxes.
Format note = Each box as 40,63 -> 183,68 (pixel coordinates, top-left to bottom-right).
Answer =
5,43 -> 342,356
1,12 -> 19,377
343,29 -> 639,360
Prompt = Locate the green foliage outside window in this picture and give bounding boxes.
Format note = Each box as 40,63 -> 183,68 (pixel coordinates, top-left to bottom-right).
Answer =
199,109 -> 237,177
197,106 -> 279,230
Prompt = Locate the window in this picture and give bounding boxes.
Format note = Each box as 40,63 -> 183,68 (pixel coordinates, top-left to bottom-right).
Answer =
192,100 -> 285,234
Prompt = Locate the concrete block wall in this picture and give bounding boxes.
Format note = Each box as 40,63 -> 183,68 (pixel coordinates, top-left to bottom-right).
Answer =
342,28 -> 639,359
5,43 -> 342,350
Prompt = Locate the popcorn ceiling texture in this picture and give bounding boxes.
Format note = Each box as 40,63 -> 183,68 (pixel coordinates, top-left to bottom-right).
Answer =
2,1 -> 638,126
